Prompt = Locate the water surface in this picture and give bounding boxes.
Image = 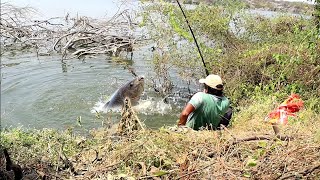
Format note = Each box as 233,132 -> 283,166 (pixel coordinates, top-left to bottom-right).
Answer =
0,47 -> 196,132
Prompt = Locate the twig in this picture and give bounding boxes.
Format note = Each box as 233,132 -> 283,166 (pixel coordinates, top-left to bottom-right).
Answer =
207,134 -> 293,158
220,125 -> 237,140
231,135 -> 293,145
175,161 -> 216,180
278,164 -> 320,180
139,169 -> 178,179
87,161 -> 122,174
235,134 -> 293,144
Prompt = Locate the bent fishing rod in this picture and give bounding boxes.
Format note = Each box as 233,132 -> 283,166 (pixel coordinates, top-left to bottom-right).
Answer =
175,0 -> 209,76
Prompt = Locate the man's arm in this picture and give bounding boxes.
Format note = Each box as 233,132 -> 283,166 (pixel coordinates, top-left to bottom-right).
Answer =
178,103 -> 195,126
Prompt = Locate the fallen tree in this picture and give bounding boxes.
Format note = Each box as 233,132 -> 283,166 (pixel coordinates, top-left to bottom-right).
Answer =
0,3 -> 139,59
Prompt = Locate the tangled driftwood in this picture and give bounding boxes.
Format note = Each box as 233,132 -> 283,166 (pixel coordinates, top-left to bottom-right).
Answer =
53,10 -> 137,60
0,3 -> 138,59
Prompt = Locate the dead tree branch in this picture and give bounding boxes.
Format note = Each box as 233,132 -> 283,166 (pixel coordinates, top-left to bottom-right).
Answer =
1,3 -> 140,59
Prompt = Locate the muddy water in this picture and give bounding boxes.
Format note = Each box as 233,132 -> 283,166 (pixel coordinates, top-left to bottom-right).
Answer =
0,48 -> 196,132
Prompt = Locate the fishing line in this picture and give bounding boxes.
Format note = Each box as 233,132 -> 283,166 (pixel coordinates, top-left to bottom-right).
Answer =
175,0 -> 209,76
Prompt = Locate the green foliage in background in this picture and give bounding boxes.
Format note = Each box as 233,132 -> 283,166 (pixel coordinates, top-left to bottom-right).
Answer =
139,0 -> 319,110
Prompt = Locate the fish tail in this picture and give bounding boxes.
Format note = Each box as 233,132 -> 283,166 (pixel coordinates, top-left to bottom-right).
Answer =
103,101 -> 110,109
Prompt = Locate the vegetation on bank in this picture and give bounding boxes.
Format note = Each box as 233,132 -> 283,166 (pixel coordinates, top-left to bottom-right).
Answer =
1,0 -> 320,179
139,0 -> 319,111
1,96 -> 320,179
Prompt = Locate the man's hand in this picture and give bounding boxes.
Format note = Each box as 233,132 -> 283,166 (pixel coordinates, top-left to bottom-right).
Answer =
178,103 -> 195,126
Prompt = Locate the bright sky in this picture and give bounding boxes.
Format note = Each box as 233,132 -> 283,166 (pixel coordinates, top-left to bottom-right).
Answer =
2,0 -> 138,19
2,0 -> 314,19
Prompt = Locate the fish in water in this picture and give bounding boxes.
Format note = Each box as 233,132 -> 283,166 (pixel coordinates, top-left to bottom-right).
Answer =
103,76 -> 145,111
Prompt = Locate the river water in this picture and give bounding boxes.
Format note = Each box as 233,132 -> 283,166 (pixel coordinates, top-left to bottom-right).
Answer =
0,0 -> 200,132
1,46 -> 196,132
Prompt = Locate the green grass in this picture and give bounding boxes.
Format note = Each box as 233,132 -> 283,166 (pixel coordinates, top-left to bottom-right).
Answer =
1,95 -> 319,179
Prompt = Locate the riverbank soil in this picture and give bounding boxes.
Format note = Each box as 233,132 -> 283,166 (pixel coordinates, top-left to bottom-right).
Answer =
1,98 -> 319,179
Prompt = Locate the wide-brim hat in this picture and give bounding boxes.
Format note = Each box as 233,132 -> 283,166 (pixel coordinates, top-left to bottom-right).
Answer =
199,74 -> 223,90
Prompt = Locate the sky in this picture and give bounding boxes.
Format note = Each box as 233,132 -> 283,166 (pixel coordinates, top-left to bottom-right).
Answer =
2,0 -> 314,19
2,0 -> 138,19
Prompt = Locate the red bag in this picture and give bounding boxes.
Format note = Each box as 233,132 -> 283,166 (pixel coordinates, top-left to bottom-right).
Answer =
266,94 -> 304,125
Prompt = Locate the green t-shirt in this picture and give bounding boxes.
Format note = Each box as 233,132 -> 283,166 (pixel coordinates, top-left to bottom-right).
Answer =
186,92 -> 230,130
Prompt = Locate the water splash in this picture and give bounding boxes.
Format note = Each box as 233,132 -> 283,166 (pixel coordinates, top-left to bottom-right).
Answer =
134,98 -> 172,115
90,97 -> 172,115
90,99 -> 109,114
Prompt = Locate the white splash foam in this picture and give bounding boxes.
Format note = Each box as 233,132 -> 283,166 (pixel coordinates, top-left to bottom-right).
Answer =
91,95 -> 122,114
90,99 -> 108,113
134,98 -> 172,115
91,97 -> 172,115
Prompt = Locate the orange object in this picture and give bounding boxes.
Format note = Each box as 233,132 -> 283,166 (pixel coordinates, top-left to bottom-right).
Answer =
266,94 -> 304,125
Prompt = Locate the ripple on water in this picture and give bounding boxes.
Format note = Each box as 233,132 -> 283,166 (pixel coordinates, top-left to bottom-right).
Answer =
1,53 -> 193,131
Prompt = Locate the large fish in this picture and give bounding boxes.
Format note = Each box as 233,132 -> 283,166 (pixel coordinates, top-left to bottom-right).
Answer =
104,76 -> 145,111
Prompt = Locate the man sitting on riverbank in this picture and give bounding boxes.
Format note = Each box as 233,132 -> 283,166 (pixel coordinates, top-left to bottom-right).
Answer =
178,74 -> 231,130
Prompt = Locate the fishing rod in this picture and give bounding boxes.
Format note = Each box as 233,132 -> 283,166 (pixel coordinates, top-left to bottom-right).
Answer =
175,0 -> 209,76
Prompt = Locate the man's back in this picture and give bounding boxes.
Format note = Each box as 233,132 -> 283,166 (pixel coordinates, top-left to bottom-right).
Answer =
186,92 -> 230,130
